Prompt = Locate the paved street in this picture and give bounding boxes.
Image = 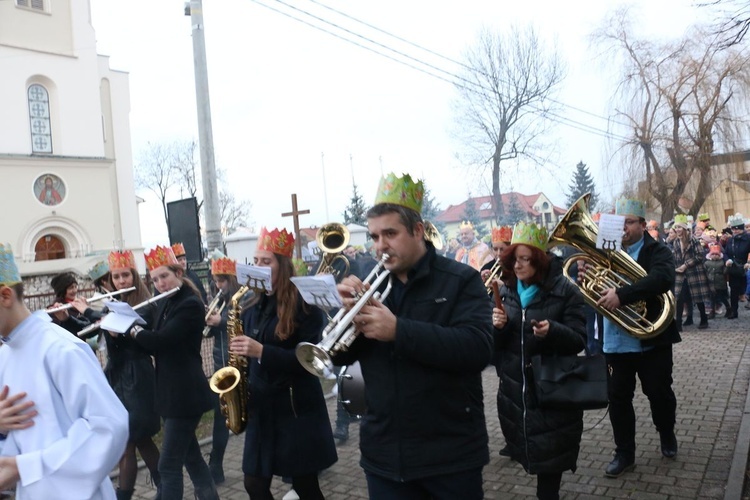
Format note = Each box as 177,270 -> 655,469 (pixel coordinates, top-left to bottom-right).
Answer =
116,310 -> 750,499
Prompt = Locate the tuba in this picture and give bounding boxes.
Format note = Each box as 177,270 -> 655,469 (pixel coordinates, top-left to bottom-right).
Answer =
548,193 -> 675,339
315,222 -> 351,278
296,253 -> 392,377
208,286 -> 252,434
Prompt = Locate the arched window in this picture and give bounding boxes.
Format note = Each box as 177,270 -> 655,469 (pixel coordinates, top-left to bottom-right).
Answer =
28,84 -> 52,153
34,235 -> 65,261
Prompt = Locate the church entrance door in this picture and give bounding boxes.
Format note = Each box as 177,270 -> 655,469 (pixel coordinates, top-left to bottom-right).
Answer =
35,235 -> 65,260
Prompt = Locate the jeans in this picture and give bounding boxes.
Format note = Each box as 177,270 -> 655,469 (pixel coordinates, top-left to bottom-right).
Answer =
157,415 -> 218,500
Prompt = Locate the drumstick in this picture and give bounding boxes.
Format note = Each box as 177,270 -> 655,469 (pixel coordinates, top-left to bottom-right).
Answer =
491,281 -> 505,313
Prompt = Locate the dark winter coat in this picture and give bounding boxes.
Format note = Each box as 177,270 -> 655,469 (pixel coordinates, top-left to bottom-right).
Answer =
494,272 -> 586,474
241,292 -> 337,477
672,236 -> 712,302
615,232 -> 681,348
723,232 -> 750,278
704,257 -> 728,292
334,245 -> 493,482
133,284 -> 213,418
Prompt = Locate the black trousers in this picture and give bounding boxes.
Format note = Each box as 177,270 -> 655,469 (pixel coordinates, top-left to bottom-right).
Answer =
365,467 -> 484,500
728,274 -> 747,315
605,345 -> 676,458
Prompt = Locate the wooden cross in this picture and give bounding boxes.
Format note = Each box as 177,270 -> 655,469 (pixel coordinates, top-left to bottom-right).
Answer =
281,194 -> 310,260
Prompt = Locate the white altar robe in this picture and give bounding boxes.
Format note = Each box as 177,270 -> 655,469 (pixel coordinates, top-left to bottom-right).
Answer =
0,312 -> 128,499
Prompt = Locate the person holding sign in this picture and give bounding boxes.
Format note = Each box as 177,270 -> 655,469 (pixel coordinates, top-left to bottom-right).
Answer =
582,199 -> 680,478
491,222 -> 587,500
229,227 -> 337,500
130,245 -> 218,500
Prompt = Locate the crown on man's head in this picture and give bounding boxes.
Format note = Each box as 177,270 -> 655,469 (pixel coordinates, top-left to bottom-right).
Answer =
728,213 -> 746,228
373,172 -> 424,213
145,245 -> 178,271
511,222 -> 548,252
211,257 -> 237,276
459,221 -> 475,231
108,250 -> 136,271
491,226 -> 513,244
171,242 -> 186,258
615,198 -> 646,219
0,244 -> 21,287
257,227 -> 295,258
87,261 -> 110,281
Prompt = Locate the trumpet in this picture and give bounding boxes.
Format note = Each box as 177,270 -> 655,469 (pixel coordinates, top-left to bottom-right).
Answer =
47,287 -> 136,313
296,253 -> 392,378
76,286 -> 181,338
483,259 -> 503,294
202,290 -> 225,337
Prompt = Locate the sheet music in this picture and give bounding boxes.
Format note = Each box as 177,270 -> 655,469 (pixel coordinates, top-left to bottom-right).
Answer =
236,263 -> 273,293
596,214 -> 626,252
100,301 -> 147,334
290,274 -> 343,310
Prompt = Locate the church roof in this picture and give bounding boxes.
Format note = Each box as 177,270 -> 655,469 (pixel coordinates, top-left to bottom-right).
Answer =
436,193 -> 565,223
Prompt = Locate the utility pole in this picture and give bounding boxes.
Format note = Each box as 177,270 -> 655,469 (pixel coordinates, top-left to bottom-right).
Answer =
186,0 -> 221,255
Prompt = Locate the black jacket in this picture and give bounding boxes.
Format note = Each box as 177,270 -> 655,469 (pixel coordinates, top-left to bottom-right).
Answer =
614,232 -> 681,348
133,284 -> 213,418
335,245 -> 493,481
495,272 -> 586,474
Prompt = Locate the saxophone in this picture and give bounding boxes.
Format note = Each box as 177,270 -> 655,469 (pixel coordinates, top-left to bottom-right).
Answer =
208,286 -> 251,434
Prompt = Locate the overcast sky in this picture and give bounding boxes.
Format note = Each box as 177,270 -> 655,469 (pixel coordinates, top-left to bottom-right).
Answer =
89,0 -> 705,249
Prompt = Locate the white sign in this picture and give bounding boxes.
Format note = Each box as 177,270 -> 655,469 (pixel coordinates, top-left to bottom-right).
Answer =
236,263 -> 273,294
100,301 -> 147,334
290,274 -> 343,311
597,214 -> 626,252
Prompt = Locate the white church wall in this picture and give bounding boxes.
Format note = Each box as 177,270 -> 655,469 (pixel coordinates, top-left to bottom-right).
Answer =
0,0 -> 75,57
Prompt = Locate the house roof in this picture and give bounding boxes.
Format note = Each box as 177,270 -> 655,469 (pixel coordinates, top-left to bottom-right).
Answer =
435,193 -> 566,223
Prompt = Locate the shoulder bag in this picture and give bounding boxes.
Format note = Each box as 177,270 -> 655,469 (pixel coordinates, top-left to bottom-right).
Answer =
531,352 -> 609,410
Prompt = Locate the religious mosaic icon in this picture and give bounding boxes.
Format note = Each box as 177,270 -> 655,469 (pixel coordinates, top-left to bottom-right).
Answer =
34,173 -> 66,206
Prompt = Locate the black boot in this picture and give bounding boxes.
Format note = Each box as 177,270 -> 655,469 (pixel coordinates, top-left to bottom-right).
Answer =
682,317 -> 694,326
333,423 -> 349,443
659,430 -> 678,458
116,490 -> 134,500
208,449 -> 225,485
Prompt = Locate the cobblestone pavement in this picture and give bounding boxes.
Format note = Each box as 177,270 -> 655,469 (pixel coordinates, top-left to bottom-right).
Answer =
115,310 -> 749,498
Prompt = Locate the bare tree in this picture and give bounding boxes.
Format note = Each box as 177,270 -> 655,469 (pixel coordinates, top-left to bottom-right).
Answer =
453,25 -> 566,223
594,9 -> 750,223
703,0 -> 750,47
219,190 -> 251,236
171,139 -> 203,212
135,142 -> 176,227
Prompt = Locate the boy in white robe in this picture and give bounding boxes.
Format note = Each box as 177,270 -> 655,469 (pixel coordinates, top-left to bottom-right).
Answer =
0,243 -> 128,499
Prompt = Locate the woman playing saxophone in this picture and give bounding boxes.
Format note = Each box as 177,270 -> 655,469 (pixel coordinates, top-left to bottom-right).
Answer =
229,227 -> 337,500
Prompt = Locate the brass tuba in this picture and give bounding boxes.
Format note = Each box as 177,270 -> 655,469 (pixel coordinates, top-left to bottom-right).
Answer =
548,193 -> 675,339
209,286 -> 252,434
315,222 -> 351,278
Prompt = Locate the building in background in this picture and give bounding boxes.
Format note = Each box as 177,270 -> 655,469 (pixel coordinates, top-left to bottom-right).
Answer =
0,0 -> 143,289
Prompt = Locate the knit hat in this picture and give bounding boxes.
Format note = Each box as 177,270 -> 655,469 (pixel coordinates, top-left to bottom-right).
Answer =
373,173 -> 424,213
51,272 -> 77,297
257,227 -> 295,258
0,244 -> 21,287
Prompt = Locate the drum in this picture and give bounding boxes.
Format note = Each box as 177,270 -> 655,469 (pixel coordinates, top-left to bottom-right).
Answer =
338,361 -> 366,417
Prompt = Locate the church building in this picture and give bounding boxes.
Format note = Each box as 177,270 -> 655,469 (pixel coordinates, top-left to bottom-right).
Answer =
0,0 -> 143,288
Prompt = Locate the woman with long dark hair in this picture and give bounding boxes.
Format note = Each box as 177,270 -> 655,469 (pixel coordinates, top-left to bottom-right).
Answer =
230,227 -> 337,500
130,245 -> 218,500
491,222 -> 586,500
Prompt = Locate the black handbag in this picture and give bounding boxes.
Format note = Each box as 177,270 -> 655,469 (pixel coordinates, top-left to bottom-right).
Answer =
531,353 -> 609,410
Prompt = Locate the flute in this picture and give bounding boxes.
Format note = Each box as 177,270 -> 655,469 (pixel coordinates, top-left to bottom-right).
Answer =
77,286 -> 181,338
47,287 -> 137,313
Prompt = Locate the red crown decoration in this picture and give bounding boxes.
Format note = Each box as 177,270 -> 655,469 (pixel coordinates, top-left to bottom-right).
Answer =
257,227 -> 294,258
171,242 -> 186,258
491,226 -> 513,244
145,245 -> 179,271
108,250 -> 136,271
211,257 -> 236,276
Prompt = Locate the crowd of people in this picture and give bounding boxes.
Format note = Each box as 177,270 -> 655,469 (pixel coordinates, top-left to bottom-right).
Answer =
1,175 -> 748,500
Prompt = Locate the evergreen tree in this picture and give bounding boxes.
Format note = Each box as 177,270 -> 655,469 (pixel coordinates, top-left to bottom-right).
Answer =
566,161 -> 599,210
421,186 -> 447,241
342,183 -> 368,226
503,192 -> 526,226
461,196 -> 489,240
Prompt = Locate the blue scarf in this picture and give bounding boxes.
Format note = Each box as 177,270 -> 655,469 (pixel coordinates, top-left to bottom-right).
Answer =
517,280 -> 539,309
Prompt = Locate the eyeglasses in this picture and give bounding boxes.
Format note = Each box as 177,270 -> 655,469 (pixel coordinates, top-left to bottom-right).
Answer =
515,256 -> 532,264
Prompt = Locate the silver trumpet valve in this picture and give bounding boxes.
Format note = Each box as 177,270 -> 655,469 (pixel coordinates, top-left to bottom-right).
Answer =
296,253 -> 392,378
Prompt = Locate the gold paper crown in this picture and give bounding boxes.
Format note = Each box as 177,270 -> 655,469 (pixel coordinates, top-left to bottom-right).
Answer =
673,214 -> 689,227
459,220 -> 475,231
87,261 -> 110,281
145,245 -> 179,271
373,173 -> 424,213
0,244 -> 21,287
108,250 -> 136,271
491,226 -> 513,244
257,227 -> 295,258
171,242 -> 186,257
211,257 -> 236,276
511,221 -> 548,252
